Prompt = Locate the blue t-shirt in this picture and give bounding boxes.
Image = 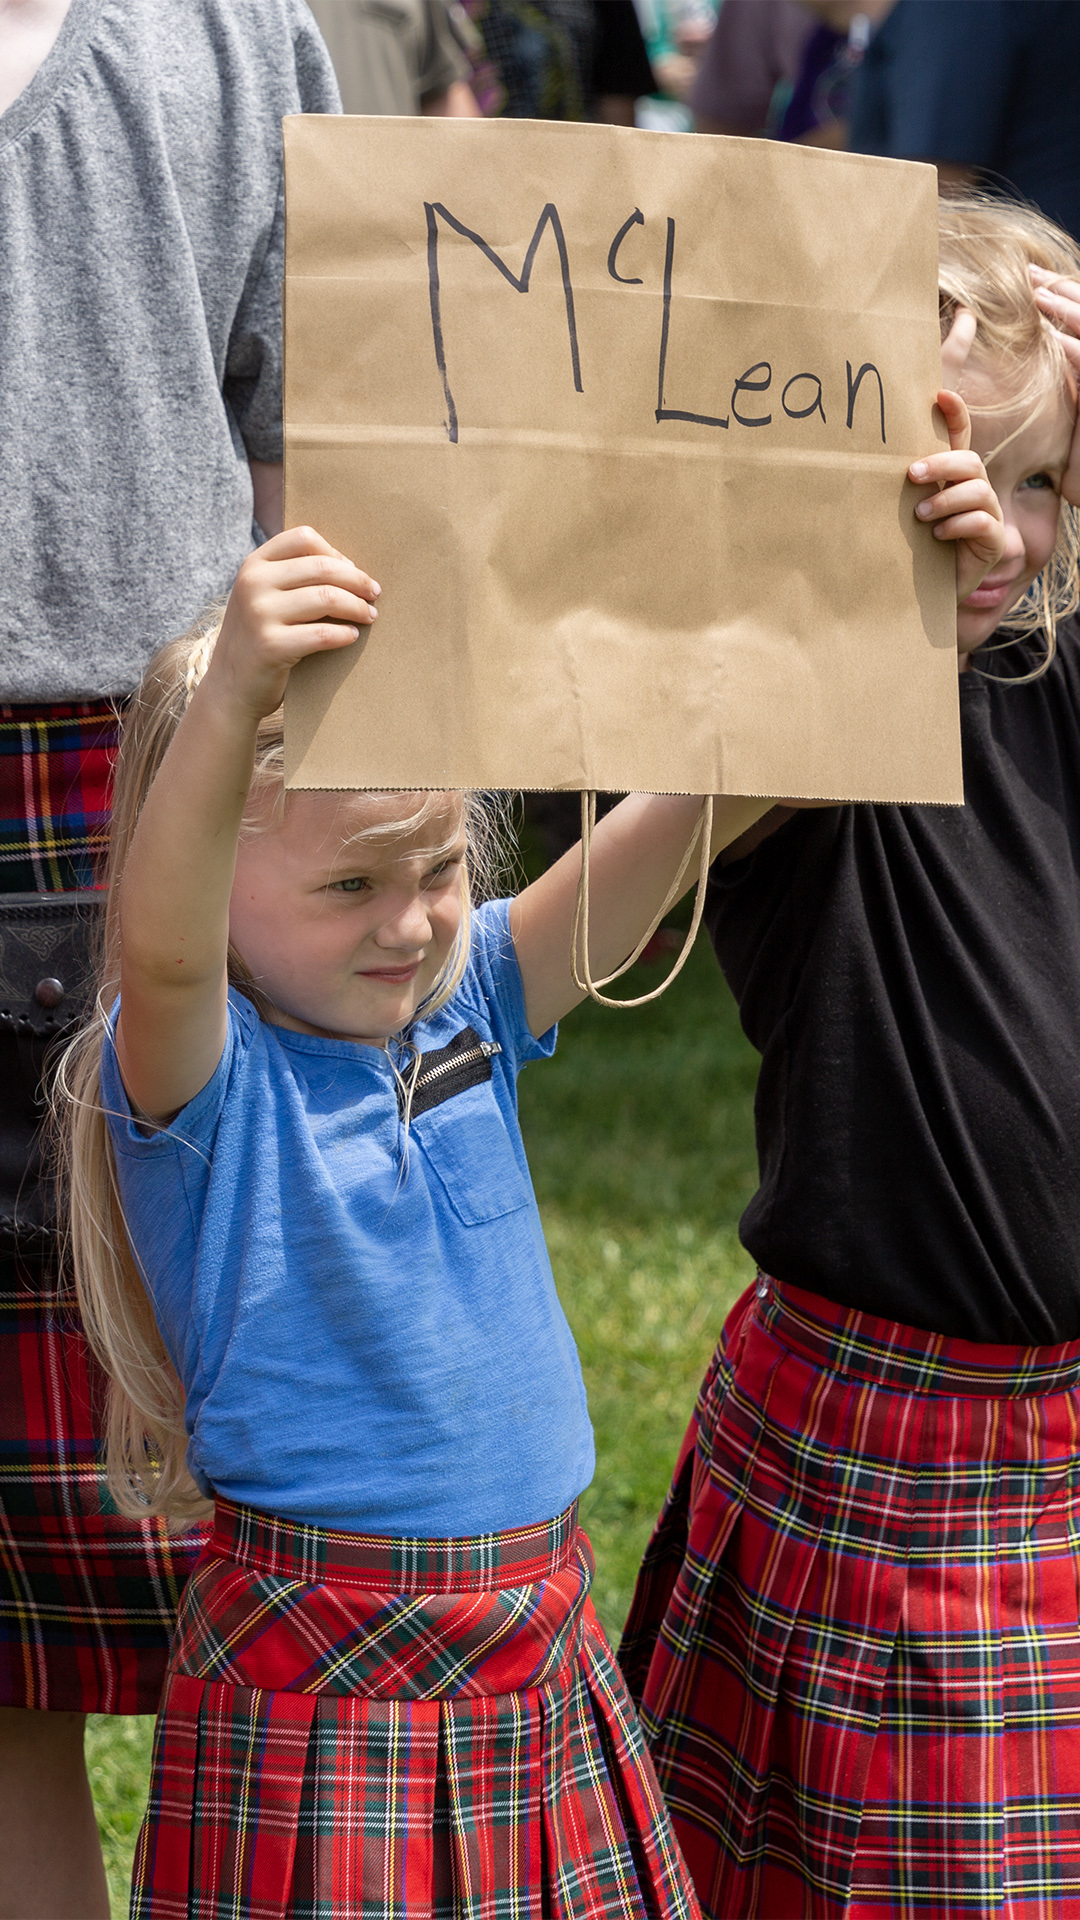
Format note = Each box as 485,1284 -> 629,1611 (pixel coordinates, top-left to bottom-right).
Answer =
851,0 -> 1080,243
101,900 -> 594,1536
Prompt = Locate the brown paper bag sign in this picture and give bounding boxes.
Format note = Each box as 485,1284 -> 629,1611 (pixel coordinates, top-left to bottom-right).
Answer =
282,116 -> 961,806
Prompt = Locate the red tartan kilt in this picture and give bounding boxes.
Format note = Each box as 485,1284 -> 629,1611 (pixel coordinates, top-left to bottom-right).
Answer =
0,698 -> 116,890
131,1499 -> 701,1920
620,1276 -> 1080,1920
0,1248 -> 207,1713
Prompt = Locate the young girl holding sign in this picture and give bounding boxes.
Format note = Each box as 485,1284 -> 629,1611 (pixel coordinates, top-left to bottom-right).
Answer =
60,421 -> 994,1907
620,194 -> 1080,1919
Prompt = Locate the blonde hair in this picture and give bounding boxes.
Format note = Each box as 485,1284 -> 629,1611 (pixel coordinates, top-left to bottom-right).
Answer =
938,192 -> 1080,678
56,613 -> 508,1523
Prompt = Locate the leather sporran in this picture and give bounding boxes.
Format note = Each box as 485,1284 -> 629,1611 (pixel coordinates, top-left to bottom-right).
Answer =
0,892 -> 103,1246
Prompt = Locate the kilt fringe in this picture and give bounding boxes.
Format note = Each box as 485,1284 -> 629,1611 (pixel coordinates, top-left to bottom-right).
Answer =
131,1503 -> 699,1919
620,1276 -> 1080,1919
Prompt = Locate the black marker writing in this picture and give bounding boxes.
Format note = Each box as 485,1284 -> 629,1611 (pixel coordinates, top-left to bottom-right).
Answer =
782,372 -> 826,424
731,362 -> 772,427
607,208 -> 645,285
424,200 -> 582,443
656,217 -> 729,428
846,361 -> 885,443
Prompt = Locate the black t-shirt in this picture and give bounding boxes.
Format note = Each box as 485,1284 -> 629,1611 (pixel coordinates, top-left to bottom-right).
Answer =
708,623 -> 1080,1344
851,0 -> 1080,243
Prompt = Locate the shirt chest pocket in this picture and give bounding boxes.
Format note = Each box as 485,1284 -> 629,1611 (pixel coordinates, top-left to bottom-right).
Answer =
413,1085 -> 530,1225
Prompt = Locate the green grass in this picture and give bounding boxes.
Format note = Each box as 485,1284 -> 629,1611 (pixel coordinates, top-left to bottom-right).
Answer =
86,933 -> 760,1912
86,1711 -> 157,1914
518,935 -> 760,1630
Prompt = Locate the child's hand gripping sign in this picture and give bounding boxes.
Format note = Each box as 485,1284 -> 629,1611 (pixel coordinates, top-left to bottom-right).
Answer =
282,118 -> 964,992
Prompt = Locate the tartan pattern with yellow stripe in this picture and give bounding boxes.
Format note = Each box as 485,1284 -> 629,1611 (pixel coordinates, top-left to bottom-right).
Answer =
0,700 -> 117,893
0,1248 -> 207,1712
620,1276 -> 1080,1918
213,1494 -> 582,1593
0,700 -> 203,1710
131,1503 -> 701,1919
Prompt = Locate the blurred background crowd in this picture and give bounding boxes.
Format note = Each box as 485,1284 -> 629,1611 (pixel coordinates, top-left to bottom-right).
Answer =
309,0 -> 1080,245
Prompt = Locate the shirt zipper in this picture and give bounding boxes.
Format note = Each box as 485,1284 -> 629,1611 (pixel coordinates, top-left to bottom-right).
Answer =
412,1039 -> 501,1094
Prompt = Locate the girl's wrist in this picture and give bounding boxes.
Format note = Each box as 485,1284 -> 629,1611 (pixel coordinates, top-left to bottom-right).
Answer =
191,665 -> 282,738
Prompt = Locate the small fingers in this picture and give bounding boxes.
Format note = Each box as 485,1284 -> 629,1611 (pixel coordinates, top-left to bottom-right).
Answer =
929,510 -> 1004,549
1030,266 -> 1080,304
257,525 -> 346,563
908,448 -> 984,487
914,478 -> 999,523
260,552 -> 381,602
940,307 -> 978,385
242,529 -> 382,605
276,583 -> 379,629
1032,296 -> 1080,368
281,621 -> 365,653
1030,269 -> 1080,370
1031,283 -> 1080,328
933,388 -> 972,452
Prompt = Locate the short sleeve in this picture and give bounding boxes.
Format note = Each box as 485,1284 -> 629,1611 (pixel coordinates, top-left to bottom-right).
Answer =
850,0 -> 1018,166
223,1 -> 341,463
100,993 -> 258,1161
463,899 -> 558,1072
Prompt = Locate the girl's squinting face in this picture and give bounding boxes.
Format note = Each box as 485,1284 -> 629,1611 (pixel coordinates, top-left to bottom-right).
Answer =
228,791 -> 467,1046
956,365 -> 1076,665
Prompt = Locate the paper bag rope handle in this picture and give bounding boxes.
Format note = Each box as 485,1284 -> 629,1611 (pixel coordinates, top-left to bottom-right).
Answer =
570,792 -> 714,1008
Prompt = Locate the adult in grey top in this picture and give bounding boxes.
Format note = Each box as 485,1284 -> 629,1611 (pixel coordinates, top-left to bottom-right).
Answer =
1,0 -> 339,700
0,4 -> 337,1913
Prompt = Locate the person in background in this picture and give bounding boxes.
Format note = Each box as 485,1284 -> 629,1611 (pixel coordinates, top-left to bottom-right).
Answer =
634,0 -> 717,135
774,0 -> 891,146
0,2 -> 338,1913
306,0 -> 483,116
450,0 -> 508,114
480,0 -> 652,121
851,0 -> 1080,241
592,0 -> 656,122
690,0 -> 889,145
689,0 -> 811,137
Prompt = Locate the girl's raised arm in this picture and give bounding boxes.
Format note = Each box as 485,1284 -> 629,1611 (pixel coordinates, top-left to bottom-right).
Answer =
510,790 -> 772,1039
114,528 -> 378,1123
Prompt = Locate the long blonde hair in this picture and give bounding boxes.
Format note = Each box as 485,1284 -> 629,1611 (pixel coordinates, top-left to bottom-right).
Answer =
56,613 -> 507,1523
938,193 -> 1080,676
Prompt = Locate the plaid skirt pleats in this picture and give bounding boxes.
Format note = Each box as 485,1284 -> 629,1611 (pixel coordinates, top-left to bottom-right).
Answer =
131,1498 -> 700,1920
619,1275 -> 1080,1919
0,1250 -> 207,1711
